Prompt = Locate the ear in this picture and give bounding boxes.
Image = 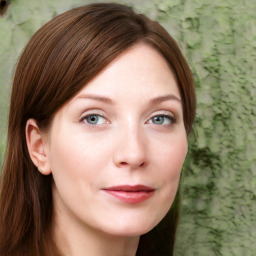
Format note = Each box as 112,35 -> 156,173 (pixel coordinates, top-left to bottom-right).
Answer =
26,119 -> 51,175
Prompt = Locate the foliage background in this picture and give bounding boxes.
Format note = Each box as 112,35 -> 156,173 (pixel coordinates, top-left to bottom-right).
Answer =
0,0 -> 255,255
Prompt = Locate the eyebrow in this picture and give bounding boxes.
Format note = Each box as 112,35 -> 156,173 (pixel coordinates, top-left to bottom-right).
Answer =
149,94 -> 181,104
75,94 -> 114,104
75,93 -> 181,105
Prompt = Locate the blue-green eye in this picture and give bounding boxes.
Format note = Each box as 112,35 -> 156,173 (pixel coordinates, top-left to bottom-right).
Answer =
82,114 -> 106,125
149,115 -> 175,125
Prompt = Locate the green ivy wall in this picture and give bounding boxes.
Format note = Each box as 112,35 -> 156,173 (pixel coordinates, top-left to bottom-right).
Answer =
0,0 -> 255,255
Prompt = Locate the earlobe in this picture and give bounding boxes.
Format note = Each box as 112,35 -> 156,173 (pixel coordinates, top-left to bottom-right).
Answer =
26,119 -> 51,175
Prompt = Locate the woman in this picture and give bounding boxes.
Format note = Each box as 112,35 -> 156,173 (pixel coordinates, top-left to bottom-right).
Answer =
0,3 -> 195,256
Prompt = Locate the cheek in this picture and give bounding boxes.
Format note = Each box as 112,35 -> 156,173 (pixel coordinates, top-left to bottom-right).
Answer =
156,134 -> 187,196
159,134 -> 187,174
49,136 -> 83,176
48,132 -> 111,185
47,134 -> 109,216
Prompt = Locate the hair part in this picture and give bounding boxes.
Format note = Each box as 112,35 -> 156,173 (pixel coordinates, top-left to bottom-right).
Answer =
0,3 -> 195,256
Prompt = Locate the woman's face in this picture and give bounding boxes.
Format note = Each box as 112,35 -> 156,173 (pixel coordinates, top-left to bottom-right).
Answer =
44,43 -> 188,237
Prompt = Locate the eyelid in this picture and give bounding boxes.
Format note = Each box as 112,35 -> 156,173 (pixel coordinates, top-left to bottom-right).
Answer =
79,108 -> 107,119
149,110 -> 175,119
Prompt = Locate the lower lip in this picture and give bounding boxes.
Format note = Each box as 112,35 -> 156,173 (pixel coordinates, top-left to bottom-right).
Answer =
103,190 -> 154,204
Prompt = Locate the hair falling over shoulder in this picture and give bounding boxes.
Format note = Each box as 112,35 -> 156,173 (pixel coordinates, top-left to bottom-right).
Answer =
0,3 -> 195,256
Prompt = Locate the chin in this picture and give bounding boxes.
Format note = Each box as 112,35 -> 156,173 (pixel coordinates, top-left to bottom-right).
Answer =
103,217 -> 161,238
97,203 -> 172,238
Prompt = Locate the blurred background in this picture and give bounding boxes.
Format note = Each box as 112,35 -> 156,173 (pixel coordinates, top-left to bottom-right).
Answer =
0,0 -> 255,255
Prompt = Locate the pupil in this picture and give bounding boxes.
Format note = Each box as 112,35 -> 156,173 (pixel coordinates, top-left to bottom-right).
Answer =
89,115 -> 98,124
154,116 -> 163,124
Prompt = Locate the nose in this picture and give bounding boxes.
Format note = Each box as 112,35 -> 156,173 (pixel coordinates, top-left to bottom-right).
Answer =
112,125 -> 148,170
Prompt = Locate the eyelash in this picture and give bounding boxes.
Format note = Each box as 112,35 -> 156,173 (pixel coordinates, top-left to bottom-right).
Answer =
148,114 -> 176,125
80,113 -> 176,128
79,113 -> 108,128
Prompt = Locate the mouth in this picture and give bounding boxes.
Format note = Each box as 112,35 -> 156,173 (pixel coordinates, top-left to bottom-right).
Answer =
102,185 -> 155,204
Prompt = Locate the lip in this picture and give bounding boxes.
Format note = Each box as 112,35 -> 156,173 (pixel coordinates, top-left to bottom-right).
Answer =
102,185 -> 155,204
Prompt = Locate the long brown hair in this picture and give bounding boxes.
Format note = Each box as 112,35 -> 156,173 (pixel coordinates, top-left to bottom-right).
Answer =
0,3 -> 196,256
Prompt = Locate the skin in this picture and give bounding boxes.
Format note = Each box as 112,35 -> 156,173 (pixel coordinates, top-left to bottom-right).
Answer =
26,43 -> 188,256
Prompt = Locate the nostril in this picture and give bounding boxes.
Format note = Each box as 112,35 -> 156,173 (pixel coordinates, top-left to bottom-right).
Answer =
0,0 -> 10,16
140,162 -> 145,167
119,160 -> 146,168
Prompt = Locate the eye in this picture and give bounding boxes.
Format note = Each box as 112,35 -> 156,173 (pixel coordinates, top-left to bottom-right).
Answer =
81,114 -> 108,125
148,115 -> 176,125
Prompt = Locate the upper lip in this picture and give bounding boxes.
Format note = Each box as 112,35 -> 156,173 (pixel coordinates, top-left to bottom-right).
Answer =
102,185 -> 155,192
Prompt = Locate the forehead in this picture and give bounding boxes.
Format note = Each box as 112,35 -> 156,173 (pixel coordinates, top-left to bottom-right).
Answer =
73,43 -> 180,101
